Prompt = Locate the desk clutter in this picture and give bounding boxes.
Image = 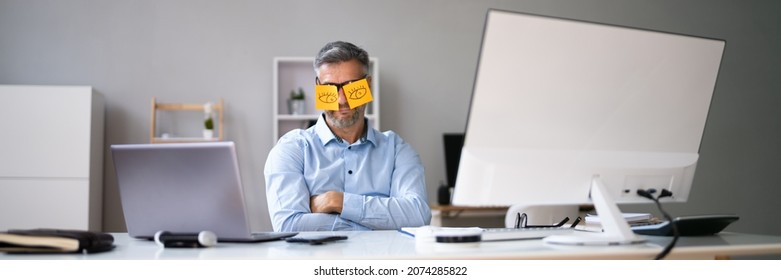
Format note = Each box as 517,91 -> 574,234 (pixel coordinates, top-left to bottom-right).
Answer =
0,229 -> 114,254
2,230 -> 781,260
400,225 -> 575,243
585,212 -> 740,236
631,214 -> 740,236
154,230 -> 217,248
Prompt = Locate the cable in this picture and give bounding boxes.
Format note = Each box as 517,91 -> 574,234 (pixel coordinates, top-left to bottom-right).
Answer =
637,189 -> 679,260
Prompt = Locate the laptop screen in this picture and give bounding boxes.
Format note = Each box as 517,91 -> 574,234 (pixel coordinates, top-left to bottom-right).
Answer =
111,142 -> 253,239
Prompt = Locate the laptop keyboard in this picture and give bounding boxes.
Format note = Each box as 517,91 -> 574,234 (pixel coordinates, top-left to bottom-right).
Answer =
481,227 -> 573,241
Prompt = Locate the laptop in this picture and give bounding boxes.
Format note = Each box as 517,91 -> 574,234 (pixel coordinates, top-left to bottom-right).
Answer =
111,141 -> 297,242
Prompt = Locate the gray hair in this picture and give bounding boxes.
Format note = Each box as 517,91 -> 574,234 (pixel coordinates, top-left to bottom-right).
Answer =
314,41 -> 370,77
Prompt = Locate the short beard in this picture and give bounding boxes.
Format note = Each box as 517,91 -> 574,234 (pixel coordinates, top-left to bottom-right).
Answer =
325,105 -> 365,129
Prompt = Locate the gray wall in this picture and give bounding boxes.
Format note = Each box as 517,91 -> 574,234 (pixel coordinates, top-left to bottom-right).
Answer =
1,0 -> 779,235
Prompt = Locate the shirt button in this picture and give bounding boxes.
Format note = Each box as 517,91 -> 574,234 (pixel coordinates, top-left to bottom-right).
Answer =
348,170 -> 353,174
348,146 -> 351,150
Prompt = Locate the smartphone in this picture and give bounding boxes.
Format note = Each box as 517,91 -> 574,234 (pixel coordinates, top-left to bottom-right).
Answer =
285,235 -> 348,245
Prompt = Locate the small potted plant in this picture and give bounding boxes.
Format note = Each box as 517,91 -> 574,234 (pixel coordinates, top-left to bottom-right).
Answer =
203,102 -> 214,139
288,87 -> 306,115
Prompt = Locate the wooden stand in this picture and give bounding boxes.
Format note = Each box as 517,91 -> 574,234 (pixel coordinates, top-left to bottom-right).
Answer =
150,97 -> 224,143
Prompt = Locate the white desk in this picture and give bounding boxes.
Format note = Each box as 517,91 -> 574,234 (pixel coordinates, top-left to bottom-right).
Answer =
3,230 -> 781,260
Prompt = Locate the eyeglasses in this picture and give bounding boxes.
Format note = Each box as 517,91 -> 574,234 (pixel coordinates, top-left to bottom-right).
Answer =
514,212 -> 581,229
314,75 -> 373,110
315,76 -> 368,92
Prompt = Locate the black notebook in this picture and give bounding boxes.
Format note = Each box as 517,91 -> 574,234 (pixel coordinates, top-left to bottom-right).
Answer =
632,215 -> 739,236
0,229 -> 115,254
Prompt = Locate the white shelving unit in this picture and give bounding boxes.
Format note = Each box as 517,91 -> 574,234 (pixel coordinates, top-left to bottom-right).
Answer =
272,57 -> 380,140
0,85 -> 104,231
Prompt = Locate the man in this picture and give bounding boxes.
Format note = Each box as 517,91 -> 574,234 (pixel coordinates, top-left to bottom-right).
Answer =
265,41 -> 431,231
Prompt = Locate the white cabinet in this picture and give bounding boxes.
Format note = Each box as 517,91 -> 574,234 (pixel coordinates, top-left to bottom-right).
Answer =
272,57 -> 380,140
0,85 -> 104,231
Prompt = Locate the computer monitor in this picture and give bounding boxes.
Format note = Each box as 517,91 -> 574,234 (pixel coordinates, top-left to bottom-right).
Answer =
443,133 -> 465,188
452,10 -> 725,245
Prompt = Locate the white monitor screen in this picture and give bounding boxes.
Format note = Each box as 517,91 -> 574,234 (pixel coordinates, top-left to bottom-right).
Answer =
452,10 -> 725,206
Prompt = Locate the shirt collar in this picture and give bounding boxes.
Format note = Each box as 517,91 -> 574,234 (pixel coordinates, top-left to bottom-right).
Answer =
314,113 -> 376,146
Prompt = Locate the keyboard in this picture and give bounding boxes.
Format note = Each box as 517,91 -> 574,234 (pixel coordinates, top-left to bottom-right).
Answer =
481,227 -> 574,241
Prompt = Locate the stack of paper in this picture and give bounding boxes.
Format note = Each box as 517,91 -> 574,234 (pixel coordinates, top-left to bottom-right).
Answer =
585,213 -> 652,225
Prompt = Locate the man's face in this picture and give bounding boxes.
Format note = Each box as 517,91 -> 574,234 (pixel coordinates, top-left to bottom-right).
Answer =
317,59 -> 369,129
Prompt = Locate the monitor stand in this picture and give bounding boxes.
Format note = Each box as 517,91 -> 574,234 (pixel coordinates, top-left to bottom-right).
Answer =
543,175 -> 647,246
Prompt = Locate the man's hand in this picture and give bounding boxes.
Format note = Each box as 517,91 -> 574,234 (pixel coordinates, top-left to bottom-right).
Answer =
310,191 -> 344,214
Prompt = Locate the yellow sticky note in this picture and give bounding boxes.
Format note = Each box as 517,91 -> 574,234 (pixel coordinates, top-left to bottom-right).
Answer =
315,84 -> 339,110
343,79 -> 373,109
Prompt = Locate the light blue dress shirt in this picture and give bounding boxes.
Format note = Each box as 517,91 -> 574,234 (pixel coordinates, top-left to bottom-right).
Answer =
265,114 -> 431,231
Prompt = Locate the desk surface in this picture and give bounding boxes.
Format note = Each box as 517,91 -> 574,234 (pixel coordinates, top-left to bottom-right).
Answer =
3,230 -> 781,260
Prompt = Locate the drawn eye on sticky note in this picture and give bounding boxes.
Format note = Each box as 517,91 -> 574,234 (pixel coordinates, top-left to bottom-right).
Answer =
343,79 -> 373,109
315,84 -> 339,110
